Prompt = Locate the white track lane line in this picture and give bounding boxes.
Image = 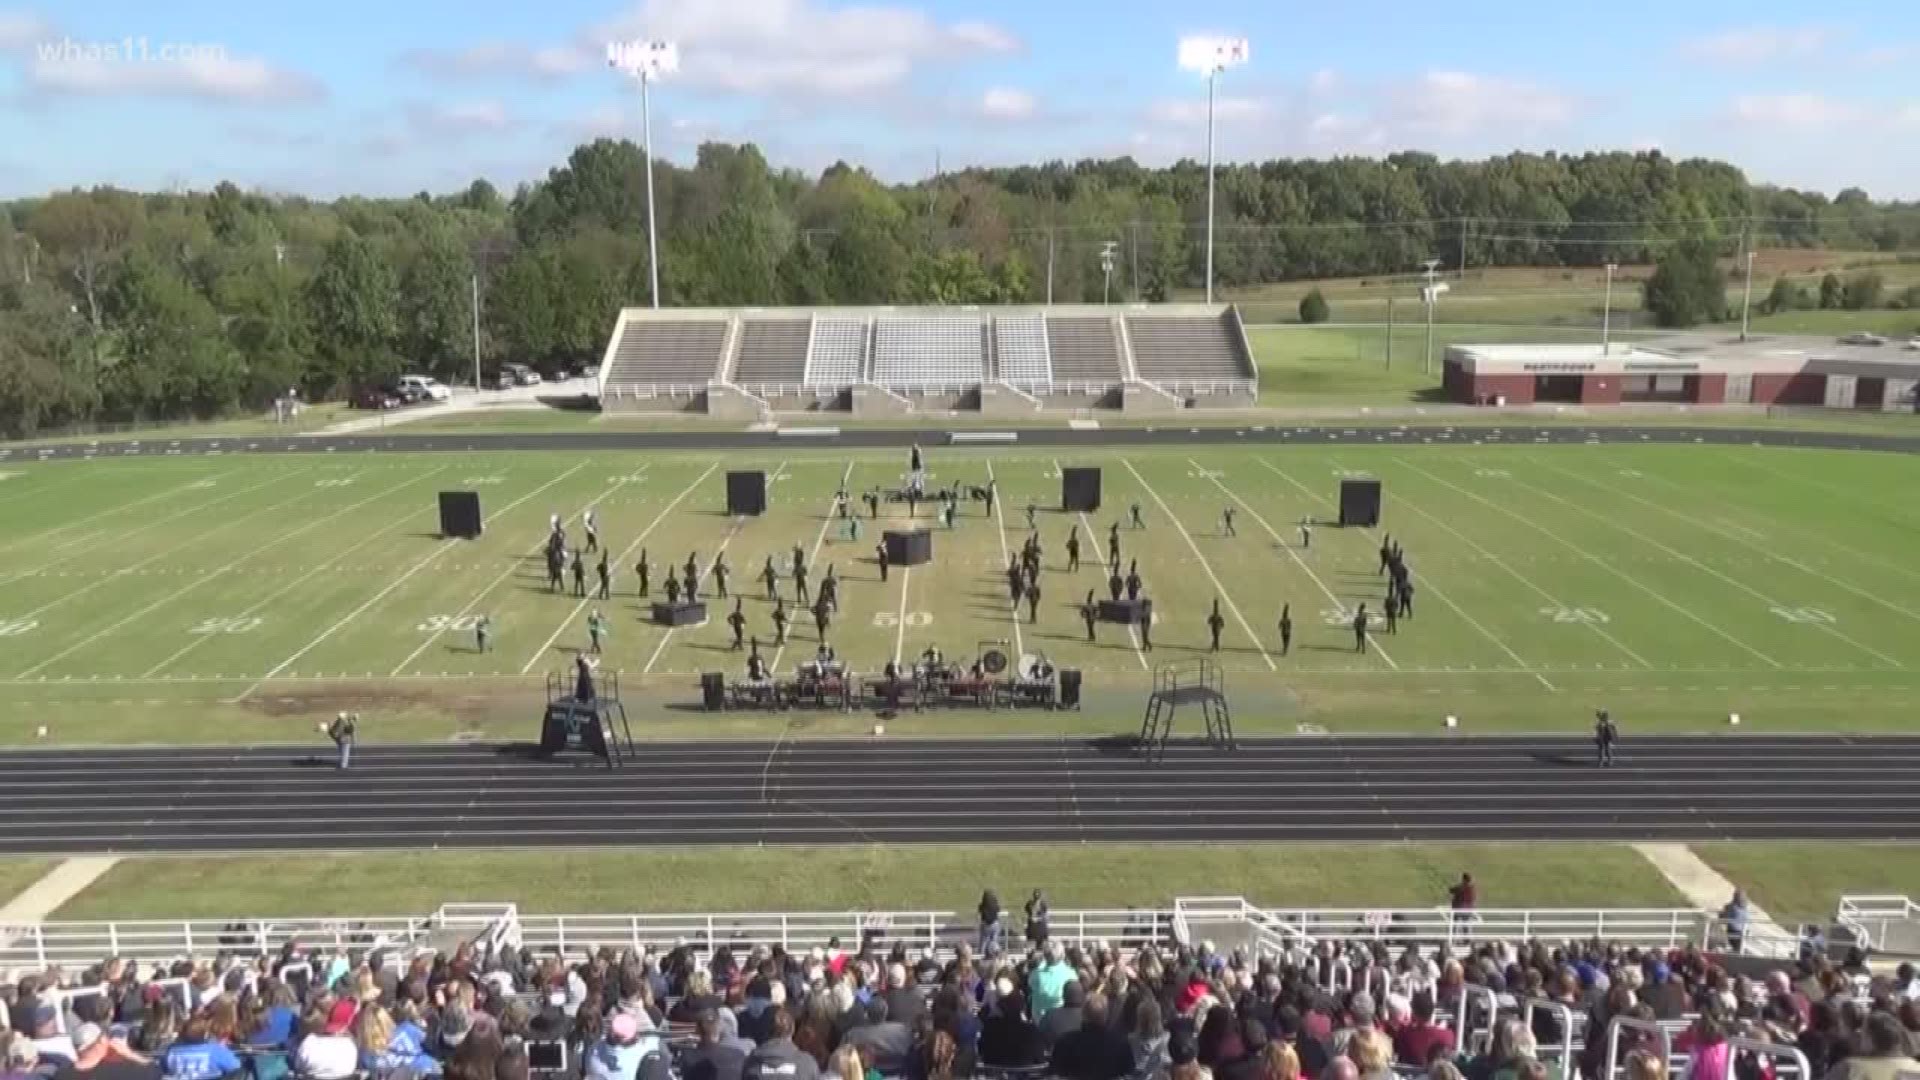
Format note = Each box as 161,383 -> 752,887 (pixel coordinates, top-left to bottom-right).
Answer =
1196,458 -> 1397,670
770,461 -> 855,674
142,467 -> 452,677
1397,457 -> 1785,669
524,463 -> 720,675
233,461 -> 593,701
392,468 -> 645,676
1121,458 -> 1275,670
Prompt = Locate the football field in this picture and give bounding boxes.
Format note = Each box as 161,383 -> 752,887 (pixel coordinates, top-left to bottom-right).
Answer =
1,441 -> 1918,746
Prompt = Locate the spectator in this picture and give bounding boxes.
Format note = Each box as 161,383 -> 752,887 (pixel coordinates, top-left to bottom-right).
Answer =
880,966 -> 924,1031
1043,981 -> 1089,1047
1132,997 -> 1172,1079
1395,993 -> 1455,1068
1218,1017 -> 1274,1080
1026,891 -> 1052,947
1198,1004 -> 1245,1069
672,971 -> 725,1025
739,978 -> 785,1046
822,1046 -> 867,1080
1171,1032 -> 1212,1080
1051,994 -> 1134,1080
842,1000 -> 909,1076
4,1035 -> 52,1080
1686,1015 -> 1733,1080
1029,944 -> 1075,1019
1722,893 -> 1751,955
583,1012 -> 661,1080
1322,1058 -> 1358,1080
978,892 -> 1004,955
297,1000 -> 361,1080
432,1005 -> 475,1060
1348,1030 -> 1395,1080
980,987 -> 1045,1069
1330,994 -> 1377,1058
1625,1051 -> 1668,1080
1821,1014 -> 1920,1080
1450,874 -> 1477,914
51,1025 -> 155,1080
158,1012 -> 242,1080
242,984 -> 298,1050
682,1012 -> 748,1080
792,995 -> 838,1068
908,1030 -> 959,1080
1431,1062 -> 1467,1080
743,1007 -> 821,1080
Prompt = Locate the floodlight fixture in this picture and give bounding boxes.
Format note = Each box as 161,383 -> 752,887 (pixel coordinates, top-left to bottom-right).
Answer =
607,38 -> 679,309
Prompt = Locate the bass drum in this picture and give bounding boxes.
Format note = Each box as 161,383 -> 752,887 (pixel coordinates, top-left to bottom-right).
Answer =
979,647 -> 1009,676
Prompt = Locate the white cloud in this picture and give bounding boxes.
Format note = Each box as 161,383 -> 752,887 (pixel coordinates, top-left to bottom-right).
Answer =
977,87 -> 1036,121
1728,93 -> 1858,129
1681,25 -> 1835,65
0,10 -> 51,50
1145,95 -> 1271,127
1386,71 -> 1574,136
25,51 -> 324,104
407,100 -> 516,138
597,0 -> 1020,97
400,42 -> 594,82
1307,68 -> 1339,96
1859,44 -> 1917,67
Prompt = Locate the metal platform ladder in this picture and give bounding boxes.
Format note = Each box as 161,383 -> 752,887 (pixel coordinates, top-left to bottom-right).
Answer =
543,669 -> 638,767
1138,658 -> 1234,759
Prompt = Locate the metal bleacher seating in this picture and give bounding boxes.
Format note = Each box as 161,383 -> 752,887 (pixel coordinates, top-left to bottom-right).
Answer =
805,318 -> 869,388
873,316 -> 984,387
1125,312 -> 1252,384
732,318 -> 810,387
992,314 -> 1052,386
1046,316 -> 1124,383
605,318 -> 729,389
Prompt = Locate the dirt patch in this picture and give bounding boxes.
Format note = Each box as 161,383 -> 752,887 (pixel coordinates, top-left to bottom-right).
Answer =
240,680 -> 544,734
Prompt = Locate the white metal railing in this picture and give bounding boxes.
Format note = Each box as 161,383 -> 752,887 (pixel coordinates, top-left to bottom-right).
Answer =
1251,906 -> 1711,950
1837,893 -> 1919,950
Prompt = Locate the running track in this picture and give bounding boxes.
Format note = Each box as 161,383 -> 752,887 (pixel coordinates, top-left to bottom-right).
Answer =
0,735 -> 1916,853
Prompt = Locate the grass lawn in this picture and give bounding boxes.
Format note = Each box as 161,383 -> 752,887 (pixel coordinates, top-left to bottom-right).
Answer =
4,442 -> 1920,747
0,858 -> 56,907
54,843 -> 1681,920
1692,843 -> 1920,924
5,406 -> 355,447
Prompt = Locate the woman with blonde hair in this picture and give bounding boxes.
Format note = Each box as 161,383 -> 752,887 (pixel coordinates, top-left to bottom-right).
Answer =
1625,1050 -> 1669,1080
825,1044 -> 869,1080
1430,1061 -> 1467,1080
1256,1040 -> 1302,1080
1350,1029 -> 1396,1080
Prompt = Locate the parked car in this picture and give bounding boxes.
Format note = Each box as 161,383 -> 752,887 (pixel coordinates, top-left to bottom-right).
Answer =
502,363 -> 542,386
1839,331 -> 1887,346
1905,337 -> 1920,351
352,385 -> 402,410
398,375 -> 452,401
575,362 -> 600,380
491,369 -> 517,391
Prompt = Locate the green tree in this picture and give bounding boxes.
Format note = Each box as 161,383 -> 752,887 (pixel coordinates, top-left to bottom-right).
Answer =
1761,276 -> 1804,314
1640,239 -> 1726,328
1298,288 -> 1331,323
304,232 -> 399,392
26,189 -> 143,329
107,250 -> 243,418
1841,272 -> 1884,311
397,229 -> 472,382
1818,272 -> 1844,309
487,247 -> 557,363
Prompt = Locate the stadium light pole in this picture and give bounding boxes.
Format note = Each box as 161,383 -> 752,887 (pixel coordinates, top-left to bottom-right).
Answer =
1602,263 -> 1617,353
1740,250 -> 1756,342
1100,241 -> 1119,304
608,39 -> 679,310
1179,36 -> 1249,306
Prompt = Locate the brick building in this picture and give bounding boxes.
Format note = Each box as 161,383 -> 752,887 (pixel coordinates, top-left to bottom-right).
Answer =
1442,335 -> 1920,411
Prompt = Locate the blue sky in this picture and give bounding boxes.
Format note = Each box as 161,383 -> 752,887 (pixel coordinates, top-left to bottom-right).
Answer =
1,0 -> 1916,200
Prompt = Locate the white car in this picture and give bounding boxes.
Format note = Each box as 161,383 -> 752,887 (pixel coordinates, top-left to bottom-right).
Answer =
1905,338 -> 1920,351
1839,332 -> 1886,346
399,375 -> 452,402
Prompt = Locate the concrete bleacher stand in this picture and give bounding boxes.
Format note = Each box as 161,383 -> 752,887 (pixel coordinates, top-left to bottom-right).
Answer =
593,303 -> 1260,418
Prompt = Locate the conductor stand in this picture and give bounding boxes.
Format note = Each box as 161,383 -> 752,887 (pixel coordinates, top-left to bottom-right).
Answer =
539,663 -> 636,768
1138,659 -> 1234,760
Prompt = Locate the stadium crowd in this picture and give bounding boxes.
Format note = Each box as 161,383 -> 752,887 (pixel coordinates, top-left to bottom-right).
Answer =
4,910 -> 1919,1080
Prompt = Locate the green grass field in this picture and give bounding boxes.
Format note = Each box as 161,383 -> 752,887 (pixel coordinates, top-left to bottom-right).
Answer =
4,442 -> 1920,747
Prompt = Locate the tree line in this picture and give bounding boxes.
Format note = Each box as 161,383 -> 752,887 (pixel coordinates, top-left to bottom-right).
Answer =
3,140 -> 1918,435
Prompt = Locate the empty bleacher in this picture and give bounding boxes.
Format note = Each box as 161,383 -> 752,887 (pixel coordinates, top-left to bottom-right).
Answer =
604,318 -> 729,388
1046,316 -> 1124,384
732,318 -> 810,386
873,316 -> 984,387
1126,311 -> 1254,385
805,318 -> 868,387
993,314 -> 1052,385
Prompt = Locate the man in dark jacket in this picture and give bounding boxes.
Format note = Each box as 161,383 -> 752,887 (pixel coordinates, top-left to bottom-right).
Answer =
743,1008 -> 820,1080
1049,996 -> 1135,1080
681,1011 -> 747,1080
842,999 -> 911,1076
980,990 -> 1047,1069
1040,980 -> 1087,1047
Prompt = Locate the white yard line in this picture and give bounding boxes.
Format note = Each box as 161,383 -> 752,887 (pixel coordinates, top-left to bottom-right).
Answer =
1492,463 -> 1903,668
142,467 -> 452,677
1537,458 -> 1920,628
770,461 -> 855,674
642,512 -> 752,676
526,463 -> 721,675
1396,458 -> 1784,669
892,566 -> 913,667
392,467 -> 646,676
233,461 -> 593,701
1201,458 -> 1398,670
18,467 -> 415,678
0,468 -> 237,560
4,467 -> 304,596
1360,466 -> 1650,668
1057,458 -> 1148,671
983,461 -> 1026,659
1121,458 -> 1275,671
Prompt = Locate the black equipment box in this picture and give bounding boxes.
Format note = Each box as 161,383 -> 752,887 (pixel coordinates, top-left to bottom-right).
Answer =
1061,468 -> 1102,512
650,600 -> 708,627
438,491 -> 483,538
1098,598 -> 1151,625
882,528 -> 933,566
726,471 -> 767,516
1339,479 -> 1382,528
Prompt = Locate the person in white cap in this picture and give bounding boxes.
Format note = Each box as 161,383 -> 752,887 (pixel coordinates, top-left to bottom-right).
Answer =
324,712 -> 357,770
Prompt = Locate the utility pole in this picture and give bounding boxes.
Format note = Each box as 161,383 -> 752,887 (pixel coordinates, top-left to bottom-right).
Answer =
1129,222 -> 1139,301
1386,295 -> 1395,371
471,273 -> 483,392
1740,250 -> 1757,342
1602,263 -> 1617,352
1458,218 -> 1469,280
1046,226 -> 1055,306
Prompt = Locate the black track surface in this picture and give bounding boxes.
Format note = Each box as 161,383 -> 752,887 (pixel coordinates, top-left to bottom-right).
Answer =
1,735 -> 1915,854
3,423 -> 1919,462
